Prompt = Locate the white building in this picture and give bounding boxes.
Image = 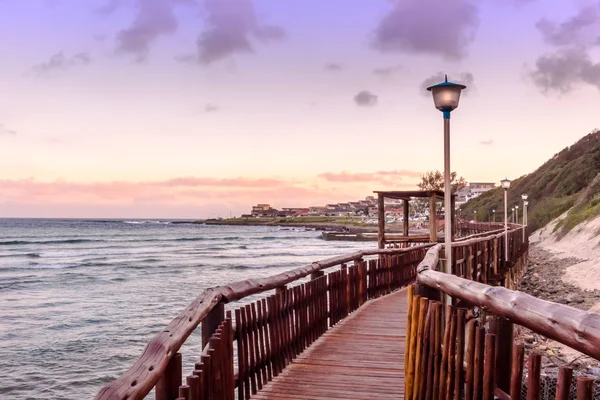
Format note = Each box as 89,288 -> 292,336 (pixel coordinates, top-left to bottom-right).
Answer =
455,182 -> 496,208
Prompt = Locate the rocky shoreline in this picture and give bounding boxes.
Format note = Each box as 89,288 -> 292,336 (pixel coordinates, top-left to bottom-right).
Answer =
514,246 -> 600,378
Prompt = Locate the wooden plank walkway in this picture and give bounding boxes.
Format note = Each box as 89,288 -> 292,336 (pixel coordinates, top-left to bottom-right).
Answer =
253,288 -> 408,399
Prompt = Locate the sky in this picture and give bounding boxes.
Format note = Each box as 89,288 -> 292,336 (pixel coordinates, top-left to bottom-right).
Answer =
1,0 -> 600,218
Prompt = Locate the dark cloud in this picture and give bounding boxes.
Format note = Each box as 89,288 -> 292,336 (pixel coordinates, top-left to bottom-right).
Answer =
530,48 -> 600,94
204,103 -> 219,112
353,91 -> 378,107
479,139 -> 493,145
33,52 -> 92,74
372,0 -> 479,59
530,4 -> 600,94
372,64 -> 402,78
324,63 -> 342,71
194,0 -> 285,64
115,0 -> 193,62
536,4 -> 600,47
419,72 -> 474,96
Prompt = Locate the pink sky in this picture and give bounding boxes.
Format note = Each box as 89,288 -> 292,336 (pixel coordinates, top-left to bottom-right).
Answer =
1,0 -> 599,218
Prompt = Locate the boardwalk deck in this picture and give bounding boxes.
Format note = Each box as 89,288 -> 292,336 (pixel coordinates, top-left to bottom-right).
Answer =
253,288 -> 407,399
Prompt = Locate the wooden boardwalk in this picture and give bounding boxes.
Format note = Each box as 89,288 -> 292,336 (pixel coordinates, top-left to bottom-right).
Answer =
253,288 -> 408,399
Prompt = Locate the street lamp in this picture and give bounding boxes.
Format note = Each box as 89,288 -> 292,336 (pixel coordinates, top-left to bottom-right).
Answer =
501,178 -> 511,260
492,209 -> 496,223
515,205 -> 519,224
522,194 -> 529,241
427,75 -> 467,278
512,207 -> 515,224
474,210 -> 477,222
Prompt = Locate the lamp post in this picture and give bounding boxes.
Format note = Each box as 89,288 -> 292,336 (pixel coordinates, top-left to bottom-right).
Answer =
515,205 -> 519,224
501,178 -> 511,260
522,194 -> 528,241
511,207 -> 515,224
474,210 -> 477,222
492,209 -> 496,223
426,75 -> 466,278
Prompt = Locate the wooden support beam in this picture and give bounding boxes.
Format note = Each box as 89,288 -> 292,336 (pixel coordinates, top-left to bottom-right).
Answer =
378,194 -> 385,249
451,195 -> 456,241
429,195 -> 437,243
202,302 -> 225,349
403,199 -> 410,237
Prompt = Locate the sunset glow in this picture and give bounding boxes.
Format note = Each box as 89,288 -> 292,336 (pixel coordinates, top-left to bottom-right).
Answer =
1,0 -> 598,217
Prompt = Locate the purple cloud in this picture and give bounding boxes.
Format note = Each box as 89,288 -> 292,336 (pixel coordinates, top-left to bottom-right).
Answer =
193,0 -> 285,64
372,0 -> 479,59
325,63 -> 343,71
115,0 -> 193,62
372,64 -> 403,78
530,48 -> 600,94
536,4 -> 600,47
33,52 -> 91,74
204,104 -> 219,112
353,91 -> 378,107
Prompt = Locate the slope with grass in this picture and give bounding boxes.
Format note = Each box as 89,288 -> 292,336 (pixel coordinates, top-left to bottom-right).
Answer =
460,129 -> 600,233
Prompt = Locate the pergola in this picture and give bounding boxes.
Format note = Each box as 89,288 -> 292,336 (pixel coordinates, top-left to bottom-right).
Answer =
374,190 -> 456,249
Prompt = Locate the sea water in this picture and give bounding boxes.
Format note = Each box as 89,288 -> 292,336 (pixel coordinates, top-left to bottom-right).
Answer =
0,219 -> 374,399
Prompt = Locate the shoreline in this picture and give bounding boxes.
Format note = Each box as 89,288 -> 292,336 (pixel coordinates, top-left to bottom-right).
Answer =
171,218 -> 409,234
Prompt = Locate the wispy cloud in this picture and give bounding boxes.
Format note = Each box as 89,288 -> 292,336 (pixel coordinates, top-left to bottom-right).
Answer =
204,104 -> 219,112
0,124 -> 17,136
32,52 -> 91,75
372,0 -> 479,60
324,63 -> 342,71
372,65 -> 402,78
318,170 -> 422,185
479,139 -> 494,145
0,176 -> 362,218
353,90 -> 378,107
535,4 -> 600,47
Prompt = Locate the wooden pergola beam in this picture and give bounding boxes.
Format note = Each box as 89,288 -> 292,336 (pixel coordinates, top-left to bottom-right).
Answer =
378,194 -> 385,249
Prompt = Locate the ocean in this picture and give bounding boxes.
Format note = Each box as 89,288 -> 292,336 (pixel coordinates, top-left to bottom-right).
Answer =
0,218 -> 374,399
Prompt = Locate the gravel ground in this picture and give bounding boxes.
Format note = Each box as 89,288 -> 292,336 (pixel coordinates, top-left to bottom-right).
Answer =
514,245 -> 600,378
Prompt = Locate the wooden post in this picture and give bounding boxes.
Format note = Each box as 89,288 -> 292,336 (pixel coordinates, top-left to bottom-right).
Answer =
403,199 -> 410,236
555,367 -> 573,400
378,194 -> 385,249
490,317 -> 513,393
202,302 -> 225,349
451,194 -> 456,241
576,377 -> 594,400
156,352 -> 182,400
310,270 -> 324,280
429,194 -> 437,242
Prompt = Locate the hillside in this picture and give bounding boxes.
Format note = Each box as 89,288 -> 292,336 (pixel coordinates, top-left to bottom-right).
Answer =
460,129 -> 600,233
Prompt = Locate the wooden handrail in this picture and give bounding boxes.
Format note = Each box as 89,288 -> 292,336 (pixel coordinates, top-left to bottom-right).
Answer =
95,243 -> 433,400
416,244 -> 600,361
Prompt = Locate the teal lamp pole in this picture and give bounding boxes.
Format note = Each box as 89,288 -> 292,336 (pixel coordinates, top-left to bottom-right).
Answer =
501,178 -> 511,260
427,75 -> 467,277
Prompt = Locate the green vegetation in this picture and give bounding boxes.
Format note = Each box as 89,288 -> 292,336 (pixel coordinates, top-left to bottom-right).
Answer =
460,129 -> 600,233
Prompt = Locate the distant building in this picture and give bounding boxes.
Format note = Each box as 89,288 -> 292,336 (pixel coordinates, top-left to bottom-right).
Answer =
455,182 -> 496,208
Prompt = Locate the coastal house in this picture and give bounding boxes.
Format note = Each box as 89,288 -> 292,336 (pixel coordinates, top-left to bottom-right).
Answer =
455,182 -> 496,208
308,206 -> 328,216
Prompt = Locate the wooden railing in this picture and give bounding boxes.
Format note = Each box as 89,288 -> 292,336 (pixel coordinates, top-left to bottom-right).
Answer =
406,227 -> 600,400
95,245 -> 430,400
